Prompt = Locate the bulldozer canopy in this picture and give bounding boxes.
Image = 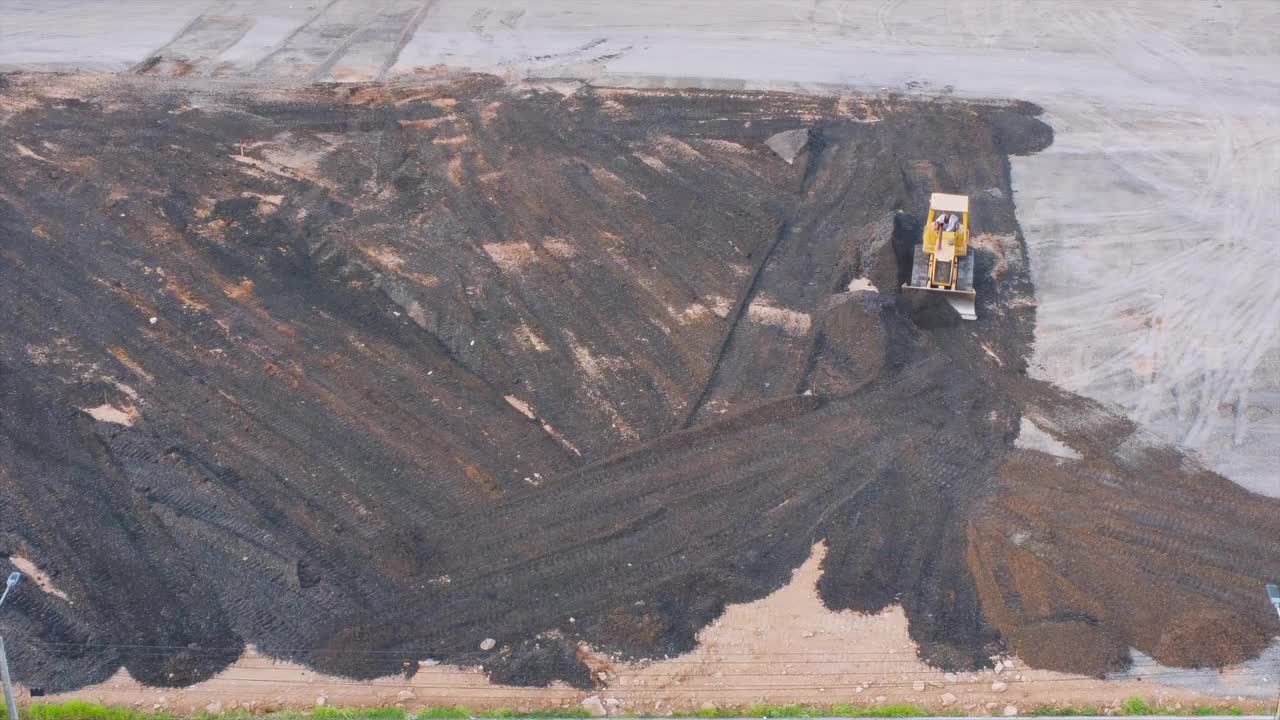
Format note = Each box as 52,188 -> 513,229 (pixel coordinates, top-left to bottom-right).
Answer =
929,192 -> 969,214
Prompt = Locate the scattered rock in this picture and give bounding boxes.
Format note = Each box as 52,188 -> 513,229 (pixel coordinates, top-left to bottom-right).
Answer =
992,681 -> 1009,693
941,693 -> 957,706
205,702 -> 223,714
315,696 -> 327,707
802,630 -> 815,638
603,698 -> 622,711
581,696 -> 607,717
479,637 -> 496,650
597,670 -> 610,682
1004,705 -> 1019,716
765,127 -> 810,164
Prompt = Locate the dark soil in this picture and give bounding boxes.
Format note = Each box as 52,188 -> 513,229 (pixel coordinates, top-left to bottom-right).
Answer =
0,73 -> 1276,692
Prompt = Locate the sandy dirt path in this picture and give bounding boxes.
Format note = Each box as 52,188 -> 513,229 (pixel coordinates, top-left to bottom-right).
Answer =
23,545 -> 1273,716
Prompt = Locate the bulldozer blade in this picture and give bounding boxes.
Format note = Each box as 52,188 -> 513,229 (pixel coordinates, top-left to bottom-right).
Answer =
901,248 -> 977,320
946,296 -> 977,320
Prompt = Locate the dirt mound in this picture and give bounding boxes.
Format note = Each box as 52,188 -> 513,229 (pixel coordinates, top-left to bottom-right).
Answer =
810,290 -> 888,395
1009,621 -> 1131,678
0,73 -> 1275,691
1156,610 -> 1271,668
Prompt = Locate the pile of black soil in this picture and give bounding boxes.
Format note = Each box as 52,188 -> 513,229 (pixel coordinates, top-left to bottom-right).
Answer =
0,73 -> 1276,692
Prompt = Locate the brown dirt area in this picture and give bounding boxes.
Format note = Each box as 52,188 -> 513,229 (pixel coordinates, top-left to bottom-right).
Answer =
0,71 -> 1277,698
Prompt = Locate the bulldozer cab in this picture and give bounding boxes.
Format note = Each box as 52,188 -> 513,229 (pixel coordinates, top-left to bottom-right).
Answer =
923,193 -> 969,275
903,193 -> 977,320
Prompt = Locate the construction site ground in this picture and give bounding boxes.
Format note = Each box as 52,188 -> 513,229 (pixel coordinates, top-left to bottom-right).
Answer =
1,0 -> 1279,716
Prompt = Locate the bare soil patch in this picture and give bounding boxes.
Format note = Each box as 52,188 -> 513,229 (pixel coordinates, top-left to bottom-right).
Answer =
0,73 -> 1275,695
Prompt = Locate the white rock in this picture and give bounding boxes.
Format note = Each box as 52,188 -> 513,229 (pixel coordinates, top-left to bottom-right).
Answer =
603,698 -> 622,710
941,693 -> 957,706
994,660 -> 1005,674
479,637 -> 496,650
149,317 -> 158,325
397,690 -> 415,701
945,672 -> 958,682
992,681 -> 1009,693
315,697 -> 327,707
205,702 -> 223,714
1004,705 -> 1019,716
581,696 -> 607,717
912,680 -> 926,691
765,128 -> 810,164
875,696 -> 888,703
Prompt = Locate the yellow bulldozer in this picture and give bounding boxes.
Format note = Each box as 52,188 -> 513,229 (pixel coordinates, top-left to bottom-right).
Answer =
903,192 -> 977,320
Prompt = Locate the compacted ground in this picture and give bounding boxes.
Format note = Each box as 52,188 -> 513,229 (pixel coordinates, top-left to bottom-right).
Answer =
0,72 -> 1277,694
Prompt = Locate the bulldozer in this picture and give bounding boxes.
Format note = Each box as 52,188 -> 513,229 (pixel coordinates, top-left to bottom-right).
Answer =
903,192 -> 977,320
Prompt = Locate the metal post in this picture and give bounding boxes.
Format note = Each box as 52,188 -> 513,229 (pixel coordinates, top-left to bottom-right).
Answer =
0,636 -> 17,720
1267,585 -> 1280,720
0,573 -> 20,720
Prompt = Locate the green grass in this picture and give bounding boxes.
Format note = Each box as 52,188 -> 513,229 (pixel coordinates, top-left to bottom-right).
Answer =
670,704 -> 954,718
474,711 -> 590,719
415,710 -> 471,720
24,701 -> 172,720
16,699 -> 1262,720
1111,699 -> 1249,716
